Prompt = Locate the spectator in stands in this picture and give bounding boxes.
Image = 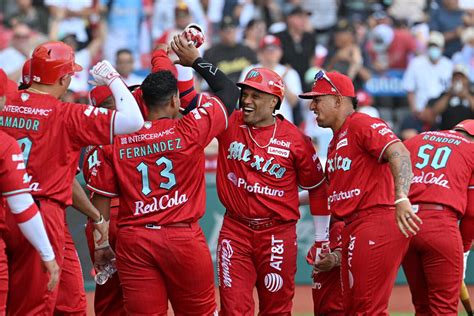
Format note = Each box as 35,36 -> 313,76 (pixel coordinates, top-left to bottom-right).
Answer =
243,19 -> 267,52
356,90 -> 380,118
403,31 -> 453,114
274,5 -> 316,125
49,17 -> 105,94
155,2 -> 198,49
6,0 -> 49,35
429,64 -> 474,130
366,22 -> 417,73
429,0 -> 465,57
452,27 -> 474,82
325,19 -> 371,91
100,0 -> 147,69
203,16 -> 257,84
0,22 -> 40,81
115,48 -> 145,86
240,34 -> 302,123
45,0 -> 94,43
387,0 -> 428,25
275,5 -> 316,91
152,0 -> 207,43
302,0 -> 338,47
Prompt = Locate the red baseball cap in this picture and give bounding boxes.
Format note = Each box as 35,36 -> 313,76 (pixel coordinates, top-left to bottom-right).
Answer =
89,86 -> 112,107
356,90 -> 373,106
259,35 -> 281,50
299,71 -> 356,99
453,119 -> 474,136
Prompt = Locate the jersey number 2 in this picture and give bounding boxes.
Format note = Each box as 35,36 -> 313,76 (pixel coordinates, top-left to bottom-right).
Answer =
415,145 -> 452,170
136,157 -> 176,195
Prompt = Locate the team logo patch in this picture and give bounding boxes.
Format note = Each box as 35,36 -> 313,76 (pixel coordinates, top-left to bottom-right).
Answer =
336,138 -> 348,150
144,121 -> 152,129
267,146 -> 289,158
21,93 -> 29,102
227,172 -> 237,186
264,273 -> 283,292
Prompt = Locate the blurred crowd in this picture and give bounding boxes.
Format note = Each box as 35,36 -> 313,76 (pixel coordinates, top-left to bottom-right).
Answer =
0,0 -> 473,157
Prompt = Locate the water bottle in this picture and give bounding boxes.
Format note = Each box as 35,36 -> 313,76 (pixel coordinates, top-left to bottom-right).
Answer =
94,259 -> 117,285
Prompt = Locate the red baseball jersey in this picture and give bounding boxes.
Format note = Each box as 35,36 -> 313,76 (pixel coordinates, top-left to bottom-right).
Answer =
83,145 -> 120,209
325,112 -> 400,218
89,94 -> 228,226
0,131 -> 32,230
404,130 -> 474,216
1,91 -> 115,207
216,111 -> 326,221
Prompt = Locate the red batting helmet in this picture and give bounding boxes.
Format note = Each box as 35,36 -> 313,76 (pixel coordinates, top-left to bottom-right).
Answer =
453,120 -> 474,136
22,58 -> 31,86
30,41 -> 82,85
237,67 -> 285,109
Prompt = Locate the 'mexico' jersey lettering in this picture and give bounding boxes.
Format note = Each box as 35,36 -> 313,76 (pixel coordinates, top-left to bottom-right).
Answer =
227,141 -> 286,179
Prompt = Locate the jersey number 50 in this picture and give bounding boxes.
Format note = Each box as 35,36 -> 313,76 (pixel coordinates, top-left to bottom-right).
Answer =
136,157 -> 176,195
415,145 -> 452,170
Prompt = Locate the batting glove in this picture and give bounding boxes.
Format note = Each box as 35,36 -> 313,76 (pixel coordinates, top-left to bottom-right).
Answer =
89,60 -> 121,86
183,23 -> 205,48
306,240 -> 330,266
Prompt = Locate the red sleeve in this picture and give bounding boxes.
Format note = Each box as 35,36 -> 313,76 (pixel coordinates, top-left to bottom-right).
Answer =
354,115 -> 401,161
308,183 -> 329,215
0,135 -> 31,197
296,134 -> 326,190
63,103 -> 116,148
178,94 -> 228,147
150,49 -> 178,77
85,145 -> 119,198
132,88 -> 148,119
460,172 -> 474,252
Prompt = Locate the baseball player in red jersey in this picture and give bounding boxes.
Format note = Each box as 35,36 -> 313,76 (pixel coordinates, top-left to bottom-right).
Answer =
401,120 -> 474,315
82,85 -> 125,316
0,70 -> 59,313
300,70 -> 421,315
0,41 -> 144,315
168,35 -> 329,315
88,70 -> 234,315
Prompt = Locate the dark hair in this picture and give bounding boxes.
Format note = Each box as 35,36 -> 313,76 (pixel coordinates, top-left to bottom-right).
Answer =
116,48 -> 133,59
351,97 -> 358,109
141,71 -> 178,110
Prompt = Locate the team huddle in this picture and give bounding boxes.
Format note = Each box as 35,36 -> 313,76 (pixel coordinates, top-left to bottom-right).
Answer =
0,25 -> 473,316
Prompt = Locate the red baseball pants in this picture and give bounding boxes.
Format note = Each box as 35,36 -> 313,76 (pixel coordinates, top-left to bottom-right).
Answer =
0,239 -> 7,314
402,209 -> 463,315
54,223 -> 87,315
312,267 -> 344,316
341,208 -> 410,315
217,216 -> 297,316
85,207 -> 125,316
4,200 -> 65,315
115,222 -> 216,315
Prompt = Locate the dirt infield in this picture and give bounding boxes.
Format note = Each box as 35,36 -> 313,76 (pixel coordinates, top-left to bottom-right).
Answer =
86,285 -> 474,315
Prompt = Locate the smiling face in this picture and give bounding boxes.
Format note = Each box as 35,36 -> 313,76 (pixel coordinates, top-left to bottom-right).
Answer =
308,95 -> 339,128
240,86 -> 278,127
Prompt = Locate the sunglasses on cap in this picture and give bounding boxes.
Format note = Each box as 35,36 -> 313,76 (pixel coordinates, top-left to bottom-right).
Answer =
314,70 -> 341,96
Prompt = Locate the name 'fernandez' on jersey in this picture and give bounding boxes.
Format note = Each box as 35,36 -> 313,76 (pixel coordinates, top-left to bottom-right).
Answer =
216,111 -> 325,221
88,94 -> 228,227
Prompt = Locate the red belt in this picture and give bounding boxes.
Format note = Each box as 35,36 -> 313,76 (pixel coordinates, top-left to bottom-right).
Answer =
343,207 -> 395,225
412,203 -> 445,211
144,222 -> 192,229
225,211 -> 293,231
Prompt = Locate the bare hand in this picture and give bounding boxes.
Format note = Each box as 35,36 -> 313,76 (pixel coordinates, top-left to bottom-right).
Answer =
93,221 -> 109,246
94,246 -> 115,272
170,34 -> 200,67
396,200 -> 422,237
312,252 -> 337,276
43,259 -> 60,291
